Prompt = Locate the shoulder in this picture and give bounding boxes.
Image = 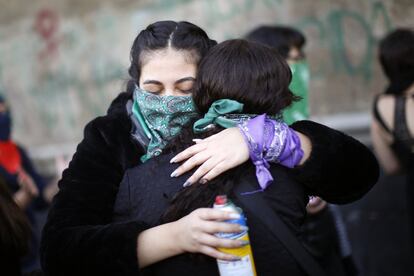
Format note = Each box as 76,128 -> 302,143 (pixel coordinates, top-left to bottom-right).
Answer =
374,94 -> 395,131
84,90 -> 134,143
376,94 -> 395,114
107,91 -> 133,115
73,100 -> 143,170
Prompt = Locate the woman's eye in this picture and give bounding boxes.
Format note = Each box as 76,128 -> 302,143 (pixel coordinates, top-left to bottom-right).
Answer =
142,85 -> 162,94
178,89 -> 193,94
177,83 -> 194,94
147,89 -> 162,94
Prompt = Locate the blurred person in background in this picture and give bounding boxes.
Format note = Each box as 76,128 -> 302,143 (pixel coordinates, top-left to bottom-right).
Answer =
0,94 -> 54,273
0,176 -> 31,276
246,26 -> 310,125
371,28 -> 414,249
246,26 -> 358,276
41,21 -> 378,275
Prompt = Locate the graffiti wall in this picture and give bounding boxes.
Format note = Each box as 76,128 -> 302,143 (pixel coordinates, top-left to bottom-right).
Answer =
0,0 -> 413,151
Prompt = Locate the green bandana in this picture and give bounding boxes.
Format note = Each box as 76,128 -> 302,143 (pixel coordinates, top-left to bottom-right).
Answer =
193,99 -> 282,134
283,61 -> 310,124
132,86 -> 198,162
193,99 -> 244,133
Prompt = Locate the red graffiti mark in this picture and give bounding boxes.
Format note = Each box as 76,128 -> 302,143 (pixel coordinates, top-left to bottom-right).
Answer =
34,9 -> 60,60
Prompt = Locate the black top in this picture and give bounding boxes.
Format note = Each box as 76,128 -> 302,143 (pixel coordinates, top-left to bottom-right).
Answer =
373,94 -> 414,168
40,91 -> 379,276
113,154 -> 308,276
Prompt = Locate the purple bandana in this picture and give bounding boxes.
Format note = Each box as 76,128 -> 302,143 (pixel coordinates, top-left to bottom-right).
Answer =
238,114 -> 304,190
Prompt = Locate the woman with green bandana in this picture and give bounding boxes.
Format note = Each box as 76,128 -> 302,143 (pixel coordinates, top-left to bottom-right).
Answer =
246,25 -> 310,125
41,21 -> 378,275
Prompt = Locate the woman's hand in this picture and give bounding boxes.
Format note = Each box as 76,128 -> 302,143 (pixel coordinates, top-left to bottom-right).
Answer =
306,196 -> 327,215
13,169 -> 39,209
173,208 -> 248,260
170,128 -> 249,186
137,208 -> 247,268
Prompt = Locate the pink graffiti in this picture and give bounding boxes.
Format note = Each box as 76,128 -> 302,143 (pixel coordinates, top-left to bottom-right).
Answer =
34,9 -> 60,60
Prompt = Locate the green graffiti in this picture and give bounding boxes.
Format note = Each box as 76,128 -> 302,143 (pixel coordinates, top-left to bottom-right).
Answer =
262,0 -> 284,8
294,1 -> 393,82
371,1 -> 393,33
202,0 -> 255,27
31,60 -> 124,132
295,16 -> 327,78
328,9 -> 375,80
147,0 -> 193,11
0,0 -> 397,143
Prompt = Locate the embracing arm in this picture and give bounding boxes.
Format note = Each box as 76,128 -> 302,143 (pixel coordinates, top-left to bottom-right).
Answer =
136,208 -> 244,268
289,120 -> 379,204
40,117 -> 149,276
170,120 -> 379,204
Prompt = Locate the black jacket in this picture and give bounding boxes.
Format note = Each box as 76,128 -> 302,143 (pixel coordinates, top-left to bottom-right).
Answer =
113,156 -> 309,276
40,91 -> 379,276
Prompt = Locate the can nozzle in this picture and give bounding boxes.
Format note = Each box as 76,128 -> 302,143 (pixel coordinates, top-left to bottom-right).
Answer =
215,195 -> 228,205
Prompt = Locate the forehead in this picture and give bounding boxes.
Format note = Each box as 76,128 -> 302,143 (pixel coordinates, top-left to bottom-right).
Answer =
140,48 -> 197,81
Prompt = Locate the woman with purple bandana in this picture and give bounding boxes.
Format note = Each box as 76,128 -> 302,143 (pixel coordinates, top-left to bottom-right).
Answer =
110,40 -> 377,275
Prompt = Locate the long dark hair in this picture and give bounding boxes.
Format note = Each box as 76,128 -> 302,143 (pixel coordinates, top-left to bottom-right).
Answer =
163,39 -> 297,222
0,177 -> 31,257
126,20 -> 217,94
379,28 -> 414,95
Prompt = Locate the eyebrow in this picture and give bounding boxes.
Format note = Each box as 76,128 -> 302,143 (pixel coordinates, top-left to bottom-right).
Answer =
142,80 -> 163,85
142,77 -> 196,86
175,77 -> 196,84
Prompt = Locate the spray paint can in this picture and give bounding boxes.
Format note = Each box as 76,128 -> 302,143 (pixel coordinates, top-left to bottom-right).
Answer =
213,195 -> 257,276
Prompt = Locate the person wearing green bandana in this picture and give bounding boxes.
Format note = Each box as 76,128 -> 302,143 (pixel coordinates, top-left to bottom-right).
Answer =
246,26 -> 360,276
41,21 -> 378,275
246,26 -> 310,125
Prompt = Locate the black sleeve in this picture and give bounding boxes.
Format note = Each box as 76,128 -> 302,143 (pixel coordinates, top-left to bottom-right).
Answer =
40,117 -> 149,276
289,120 -> 380,204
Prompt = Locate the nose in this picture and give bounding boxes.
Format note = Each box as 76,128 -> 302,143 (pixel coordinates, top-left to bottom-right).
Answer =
163,88 -> 176,96
163,88 -> 188,97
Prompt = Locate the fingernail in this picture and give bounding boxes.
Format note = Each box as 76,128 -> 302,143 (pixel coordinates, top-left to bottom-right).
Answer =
170,157 -> 177,163
228,213 -> 241,219
170,170 -> 178,177
239,240 -> 249,246
192,139 -> 202,143
239,226 -> 249,231
183,181 -> 192,187
199,178 -> 208,184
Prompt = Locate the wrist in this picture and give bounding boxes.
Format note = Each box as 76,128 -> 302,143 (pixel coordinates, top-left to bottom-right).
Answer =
13,189 -> 33,209
136,222 -> 184,268
168,221 -> 185,255
294,131 -> 311,165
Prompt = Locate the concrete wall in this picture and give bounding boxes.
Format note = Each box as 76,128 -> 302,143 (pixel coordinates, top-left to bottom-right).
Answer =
0,0 -> 413,158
